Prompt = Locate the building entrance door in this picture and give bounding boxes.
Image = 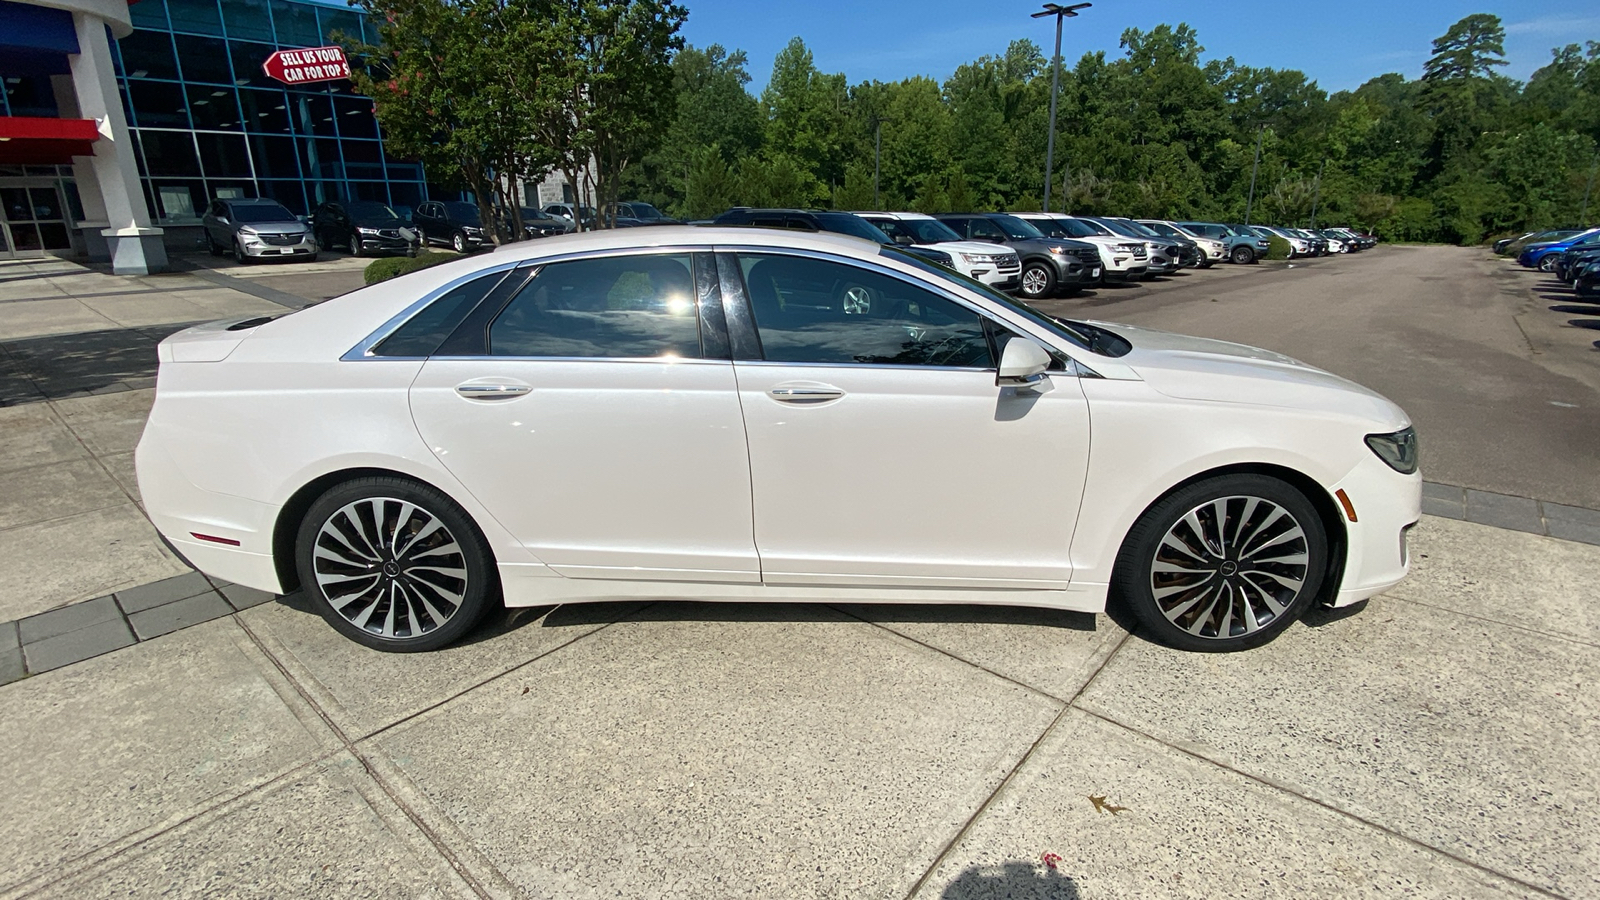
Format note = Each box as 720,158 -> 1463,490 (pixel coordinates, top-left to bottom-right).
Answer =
0,180 -> 73,260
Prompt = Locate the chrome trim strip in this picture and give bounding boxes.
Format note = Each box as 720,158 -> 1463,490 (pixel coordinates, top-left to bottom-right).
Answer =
340,260 -> 524,362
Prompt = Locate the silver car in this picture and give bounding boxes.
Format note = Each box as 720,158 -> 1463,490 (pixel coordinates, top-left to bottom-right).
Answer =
202,198 -> 318,264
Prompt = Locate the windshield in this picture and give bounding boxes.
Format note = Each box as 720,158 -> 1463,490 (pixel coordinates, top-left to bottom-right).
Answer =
884,247 -> 1100,350
346,202 -> 401,222
628,203 -> 667,219
875,217 -> 963,244
1123,220 -> 1163,238
815,212 -> 893,244
229,203 -> 296,223
1062,217 -> 1112,237
1023,218 -> 1069,238
1186,223 -> 1227,239
1093,218 -> 1143,239
1142,221 -> 1181,237
991,214 -> 1045,240
443,202 -> 480,221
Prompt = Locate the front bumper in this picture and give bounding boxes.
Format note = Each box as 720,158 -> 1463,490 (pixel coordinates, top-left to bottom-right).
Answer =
356,233 -> 415,254
240,234 -> 316,258
1328,453 -> 1422,607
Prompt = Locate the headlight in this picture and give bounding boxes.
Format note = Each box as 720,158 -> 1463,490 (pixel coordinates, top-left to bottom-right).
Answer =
462,226 -> 482,234
1048,246 -> 1067,254
356,227 -> 381,235
1365,426 -> 1418,474
239,227 -> 258,235
959,252 -> 988,264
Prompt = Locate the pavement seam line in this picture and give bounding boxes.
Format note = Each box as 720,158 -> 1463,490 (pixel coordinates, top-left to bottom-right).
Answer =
900,628 -> 1135,900
1380,591 -> 1600,650
1071,706 -> 1570,900
232,614 -> 501,900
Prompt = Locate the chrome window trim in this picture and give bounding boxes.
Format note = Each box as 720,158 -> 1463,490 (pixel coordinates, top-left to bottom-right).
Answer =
732,360 -> 996,374
340,245 -> 720,363
427,355 -> 731,366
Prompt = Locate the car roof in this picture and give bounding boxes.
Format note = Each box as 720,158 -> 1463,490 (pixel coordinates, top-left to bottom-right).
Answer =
225,198 -> 287,206
485,225 -> 883,260
850,211 -> 934,220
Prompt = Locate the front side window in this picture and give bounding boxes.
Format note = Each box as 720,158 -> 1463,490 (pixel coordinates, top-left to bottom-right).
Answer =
489,254 -> 702,359
966,218 -> 1006,242
738,254 -> 993,368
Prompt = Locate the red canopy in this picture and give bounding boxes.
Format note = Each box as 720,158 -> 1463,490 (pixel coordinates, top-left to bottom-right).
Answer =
0,117 -> 100,165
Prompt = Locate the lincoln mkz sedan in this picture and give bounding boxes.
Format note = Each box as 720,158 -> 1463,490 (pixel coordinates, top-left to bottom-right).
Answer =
136,227 -> 1421,653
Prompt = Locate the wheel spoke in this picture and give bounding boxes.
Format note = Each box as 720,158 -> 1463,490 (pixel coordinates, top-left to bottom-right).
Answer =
1152,494 -> 1311,642
314,496 -> 467,641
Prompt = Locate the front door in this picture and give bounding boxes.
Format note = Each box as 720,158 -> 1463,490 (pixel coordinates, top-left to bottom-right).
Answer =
725,251 -> 1091,589
0,181 -> 73,260
408,250 -> 760,582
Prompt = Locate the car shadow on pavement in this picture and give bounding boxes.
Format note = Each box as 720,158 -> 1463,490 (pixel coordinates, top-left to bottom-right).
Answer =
937,861 -> 1082,899
0,322 -> 197,404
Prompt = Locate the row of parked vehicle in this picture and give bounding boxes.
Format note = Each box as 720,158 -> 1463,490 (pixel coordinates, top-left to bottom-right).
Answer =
705,208 -> 1376,300
1504,227 -> 1600,298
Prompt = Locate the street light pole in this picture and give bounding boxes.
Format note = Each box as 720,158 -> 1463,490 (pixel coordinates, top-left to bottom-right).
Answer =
1244,124 -> 1264,225
1032,3 -> 1090,213
1309,157 -> 1327,228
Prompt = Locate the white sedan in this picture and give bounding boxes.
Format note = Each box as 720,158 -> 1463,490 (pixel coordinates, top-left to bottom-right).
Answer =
136,227 -> 1421,653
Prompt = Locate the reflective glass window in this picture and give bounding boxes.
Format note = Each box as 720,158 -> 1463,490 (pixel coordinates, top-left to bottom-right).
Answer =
219,0 -> 274,42
3,75 -> 60,118
375,271 -> 508,358
174,35 -> 234,84
341,139 -> 382,179
271,0 -> 321,46
299,138 -> 343,178
248,134 -> 300,178
129,81 -> 193,129
388,182 -> 421,214
128,0 -> 171,30
319,8 -> 362,45
149,180 -> 206,220
260,180 -> 307,214
737,254 -> 992,367
491,255 -> 704,359
137,129 -> 203,176
332,95 -> 378,139
228,40 -> 277,88
116,31 -> 181,80
186,84 -> 241,130
239,88 -> 292,132
166,0 -> 224,35
197,132 -> 252,177
352,182 -> 388,202
289,90 -> 337,136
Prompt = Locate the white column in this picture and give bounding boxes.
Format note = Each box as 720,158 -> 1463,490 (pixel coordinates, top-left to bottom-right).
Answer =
68,10 -> 167,273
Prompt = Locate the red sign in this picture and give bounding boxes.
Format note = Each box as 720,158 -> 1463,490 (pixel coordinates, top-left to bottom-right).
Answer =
262,46 -> 352,85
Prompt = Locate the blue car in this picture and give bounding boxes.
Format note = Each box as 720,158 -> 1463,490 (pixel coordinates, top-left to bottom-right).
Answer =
1517,228 -> 1600,271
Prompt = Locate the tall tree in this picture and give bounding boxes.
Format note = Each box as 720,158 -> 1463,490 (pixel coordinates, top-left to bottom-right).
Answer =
1422,13 -> 1508,82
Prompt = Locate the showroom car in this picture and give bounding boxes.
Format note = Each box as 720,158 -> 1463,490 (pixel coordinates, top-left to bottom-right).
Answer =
201,198 -> 317,264
136,227 -> 1420,655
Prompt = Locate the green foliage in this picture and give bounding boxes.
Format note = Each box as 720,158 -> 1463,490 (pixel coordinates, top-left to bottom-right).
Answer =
363,251 -> 458,284
1264,235 -> 1292,260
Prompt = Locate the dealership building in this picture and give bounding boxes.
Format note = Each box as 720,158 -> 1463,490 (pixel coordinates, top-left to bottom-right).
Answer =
1,0 -> 442,271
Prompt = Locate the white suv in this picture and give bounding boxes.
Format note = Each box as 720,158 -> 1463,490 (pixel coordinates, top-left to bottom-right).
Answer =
1011,212 -> 1149,282
854,212 -> 1021,290
1138,220 -> 1226,268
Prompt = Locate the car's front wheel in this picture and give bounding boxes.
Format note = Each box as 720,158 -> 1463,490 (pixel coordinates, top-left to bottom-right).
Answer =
1018,261 -> 1056,299
452,232 -> 468,254
233,239 -> 249,265
1230,245 -> 1254,265
1114,474 -> 1328,652
1538,255 -> 1558,272
294,476 -> 497,652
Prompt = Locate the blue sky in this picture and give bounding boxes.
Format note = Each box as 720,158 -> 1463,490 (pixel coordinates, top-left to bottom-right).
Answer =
678,1 -> 1600,95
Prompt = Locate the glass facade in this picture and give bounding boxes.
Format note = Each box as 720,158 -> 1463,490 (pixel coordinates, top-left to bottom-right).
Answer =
110,0 -> 432,224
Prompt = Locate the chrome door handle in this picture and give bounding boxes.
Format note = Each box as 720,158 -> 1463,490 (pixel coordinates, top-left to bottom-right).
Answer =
456,383 -> 531,400
768,387 -> 844,402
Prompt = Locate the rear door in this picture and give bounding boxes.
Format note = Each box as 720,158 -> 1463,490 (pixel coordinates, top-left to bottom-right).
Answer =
722,250 -> 1090,589
408,250 -> 759,582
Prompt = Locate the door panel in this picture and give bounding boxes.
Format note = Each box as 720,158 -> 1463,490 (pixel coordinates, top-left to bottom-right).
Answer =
726,250 -> 1090,589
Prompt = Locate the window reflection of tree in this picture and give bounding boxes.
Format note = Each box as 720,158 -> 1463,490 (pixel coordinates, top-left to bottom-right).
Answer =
489,255 -> 701,358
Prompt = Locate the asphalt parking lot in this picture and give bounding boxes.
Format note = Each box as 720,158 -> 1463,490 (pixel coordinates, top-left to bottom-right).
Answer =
0,246 -> 1596,899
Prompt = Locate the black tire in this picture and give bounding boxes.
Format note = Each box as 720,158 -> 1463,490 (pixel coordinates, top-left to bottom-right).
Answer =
1018,261 -> 1056,299
294,476 -> 497,652
1537,255 -> 1557,272
207,234 -> 223,257
349,229 -> 367,257
1230,245 -> 1254,264
1112,473 -> 1328,653
233,239 -> 249,265
452,231 -> 468,254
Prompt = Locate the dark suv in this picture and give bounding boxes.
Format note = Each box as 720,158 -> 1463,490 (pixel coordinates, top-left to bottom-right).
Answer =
711,208 -> 954,267
310,200 -> 417,257
935,213 -> 1101,299
606,201 -> 681,226
412,200 -> 488,253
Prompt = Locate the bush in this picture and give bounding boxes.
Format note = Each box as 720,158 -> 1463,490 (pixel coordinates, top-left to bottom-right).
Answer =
363,250 -> 459,284
1264,235 -> 1292,260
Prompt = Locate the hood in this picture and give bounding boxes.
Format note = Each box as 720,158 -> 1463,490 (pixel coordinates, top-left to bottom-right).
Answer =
1091,321 -> 1408,428
916,240 -> 1015,257
242,220 -> 306,232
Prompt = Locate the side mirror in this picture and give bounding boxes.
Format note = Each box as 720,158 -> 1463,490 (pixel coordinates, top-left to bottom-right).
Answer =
894,234 -> 915,246
996,337 -> 1051,390
217,217 -> 230,225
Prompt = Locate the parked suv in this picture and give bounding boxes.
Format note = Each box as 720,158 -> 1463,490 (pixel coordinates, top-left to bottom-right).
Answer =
202,198 -> 317,264
310,200 -> 417,258
544,203 -> 597,230
1010,212 -> 1149,282
606,202 -> 681,226
1138,220 -> 1225,267
936,213 -> 1101,299
1179,221 -> 1264,264
711,208 -> 954,268
413,200 -> 488,253
1085,217 -> 1189,275
855,211 -> 1022,290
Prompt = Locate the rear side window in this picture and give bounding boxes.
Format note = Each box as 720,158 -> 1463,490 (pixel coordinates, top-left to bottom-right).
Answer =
372,270 -> 507,357
489,254 -> 702,358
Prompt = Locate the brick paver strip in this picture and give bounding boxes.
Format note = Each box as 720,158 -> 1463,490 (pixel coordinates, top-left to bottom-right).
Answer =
18,596 -> 123,644
219,584 -> 276,611
1542,502 -> 1600,527
0,648 -> 22,686
1420,482 -> 1466,503
128,592 -> 234,640
1464,489 -> 1545,534
1,620 -> 16,652
1420,496 -> 1466,520
115,571 -> 215,614
1547,518 -> 1600,545
22,617 -> 135,673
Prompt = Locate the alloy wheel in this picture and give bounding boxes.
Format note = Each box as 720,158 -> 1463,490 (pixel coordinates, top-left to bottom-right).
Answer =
311,496 -> 469,640
1020,266 -> 1050,297
1148,495 -> 1310,641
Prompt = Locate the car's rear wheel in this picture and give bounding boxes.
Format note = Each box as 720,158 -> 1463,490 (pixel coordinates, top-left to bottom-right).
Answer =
1114,474 -> 1328,652
1018,262 -> 1056,299
1230,245 -> 1254,265
295,476 -> 496,652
